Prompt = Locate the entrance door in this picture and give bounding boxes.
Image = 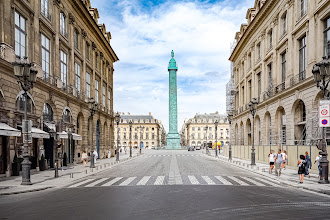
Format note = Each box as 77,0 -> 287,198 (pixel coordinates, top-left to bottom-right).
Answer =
30,138 -> 38,169
44,137 -> 54,168
0,136 -> 7,174
96,120 -> 100,159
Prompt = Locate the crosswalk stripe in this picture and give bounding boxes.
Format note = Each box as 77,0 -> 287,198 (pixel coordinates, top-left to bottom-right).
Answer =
102,177 -> 123,186
69,179 -> 95,188
202,176 -> 215,185
119,177 -> 136,186
214,176 -> 232,185
137,176 -> 151,185
255,177 -> 280,187
241,177 -> 265,186
85,178 -> 108,187
188,175 -> 200,184
227,176 -> 249,185
154,176 -> 165,185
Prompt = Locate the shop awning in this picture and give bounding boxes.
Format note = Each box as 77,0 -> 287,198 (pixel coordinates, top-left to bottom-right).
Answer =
0,123 -> 21,137
57,131 -> 68,139
44,122 -> 56,132
72,133 -> 82,141
31,127 -> 50,139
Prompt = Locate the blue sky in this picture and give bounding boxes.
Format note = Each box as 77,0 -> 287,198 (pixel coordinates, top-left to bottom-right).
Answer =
92,0 -> 254,131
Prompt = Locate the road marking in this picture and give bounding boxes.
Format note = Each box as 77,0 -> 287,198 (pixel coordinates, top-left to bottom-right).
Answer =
227,176 -> 249,185
69,179 -> 95,188
137,176 -> 151,185
241,177 -> 265,186
255,177 -> 280,187
214,176 -> 232,185
101,177 -> 123,186
154,176 -> 165,185
202,176 -> 215,185
84,178 -> 108,187
168,154 -> 183,185
188,175 -> 200,184
119,177 -> 136,186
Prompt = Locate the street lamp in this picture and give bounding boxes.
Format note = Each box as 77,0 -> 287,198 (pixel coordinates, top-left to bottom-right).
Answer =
214,120 -> 218,157
13,56 -> 38,185
248,98 -> 258,166
227,113 -> 233,161
129,120 -> 133,157
312,55 -> 330,184
115,112 -> 121,161
88,98 -> 97,168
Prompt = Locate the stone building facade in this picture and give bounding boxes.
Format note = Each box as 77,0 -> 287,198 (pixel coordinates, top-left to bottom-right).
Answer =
0,0 -> 118,176
114,113 -> 166,149
228,0 -> 330,148
180,112 -> 229,147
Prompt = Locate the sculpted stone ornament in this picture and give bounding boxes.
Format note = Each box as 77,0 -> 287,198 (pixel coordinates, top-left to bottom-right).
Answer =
166,50 -> 181,149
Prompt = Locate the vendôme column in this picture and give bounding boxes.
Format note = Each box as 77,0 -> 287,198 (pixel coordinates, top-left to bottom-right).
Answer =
166,50 -> 180,149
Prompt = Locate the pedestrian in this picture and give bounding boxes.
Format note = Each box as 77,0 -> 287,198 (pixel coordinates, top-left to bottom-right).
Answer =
275,149 -> 283,176
82,151 -> 87,167
314,152 -> 322,179
298,155 -> 307,183
304,151 -> 311,178
268,150 -> 275,174
93,150 -> 98,164
281,150 -> 287,169
125,147 -> 127,154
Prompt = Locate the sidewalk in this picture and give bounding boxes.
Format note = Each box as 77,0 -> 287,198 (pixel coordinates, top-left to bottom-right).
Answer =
204,150 -> 330,195
0,150 -> 141,195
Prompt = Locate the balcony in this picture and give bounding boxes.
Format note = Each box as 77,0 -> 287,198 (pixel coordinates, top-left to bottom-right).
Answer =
274,81 -> 285,94
290,71 -> 306,87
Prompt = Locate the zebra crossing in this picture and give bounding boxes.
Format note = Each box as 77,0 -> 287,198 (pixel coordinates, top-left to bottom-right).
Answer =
67,175 -> 281,188
143,154 -> 203,158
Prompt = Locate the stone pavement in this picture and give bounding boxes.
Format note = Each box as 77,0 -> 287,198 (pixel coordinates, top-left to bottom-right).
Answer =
205,150 -> 330,195
0,150 -> 141,195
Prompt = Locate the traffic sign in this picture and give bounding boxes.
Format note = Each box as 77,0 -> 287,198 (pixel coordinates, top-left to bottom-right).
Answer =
319,101 -> 330,127
320,117 -> 330,127
320,105 -> 330,117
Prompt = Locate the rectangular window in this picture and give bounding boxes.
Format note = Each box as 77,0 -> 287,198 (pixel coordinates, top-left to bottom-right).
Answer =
269,29 -> 273,49
300,0 -> 306,17
102,86 -> 105,106
86,72 -> 91,98
248,80 -> 252,101
95,54 -> 98,69
41,0 -> 50,20
108,90 -> 110,109
41,34 -> 50,80
299,36 -> 306,80
86,43 -> 90,60
15,12 -> 26,58
74,30 -> 79,49
60,12 -> 66,36
242,86 -> 245,104
257,43 -> 261,60
257,73 -> 261,97
268,63 -> 272,87
75,63 -> 81,92
248,53 -> 251,69
282,13 -> 287,35
281,52 -> 286,83
95,80 -> 99,103
60,50 -> 67,87
242,61 -> 244,78
324,17 -> 330,57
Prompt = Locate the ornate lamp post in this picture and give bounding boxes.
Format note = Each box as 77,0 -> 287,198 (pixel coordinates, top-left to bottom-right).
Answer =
129,120 -> 133,157
248,98 -> 258,166
227,113 -> 233,161
13,56 -> 38,185
312,56 -> 330,184
114,112 -> 121,161
214,120 -> 218,157
88,98 -> 97,168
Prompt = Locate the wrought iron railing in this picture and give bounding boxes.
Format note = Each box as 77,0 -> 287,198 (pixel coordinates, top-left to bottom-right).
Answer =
274,82 -> 285,94
290,71 -> 306,87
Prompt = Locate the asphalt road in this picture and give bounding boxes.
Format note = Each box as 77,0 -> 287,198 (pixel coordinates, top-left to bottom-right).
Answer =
1,150 -> 330,220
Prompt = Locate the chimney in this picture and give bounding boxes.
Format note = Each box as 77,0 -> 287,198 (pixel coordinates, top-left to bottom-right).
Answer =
149,112 -> 151,116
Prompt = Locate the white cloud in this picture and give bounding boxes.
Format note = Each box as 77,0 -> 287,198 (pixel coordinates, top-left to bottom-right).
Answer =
93,0 -> 254,132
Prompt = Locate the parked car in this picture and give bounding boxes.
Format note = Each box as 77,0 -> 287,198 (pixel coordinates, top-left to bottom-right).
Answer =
188,146 -> 195,151
151,145 -> 155,149
195,146 -> 201,150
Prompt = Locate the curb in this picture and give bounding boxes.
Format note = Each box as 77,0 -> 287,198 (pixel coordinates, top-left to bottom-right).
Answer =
204,153 -> 330,196
0,186 -> 54,196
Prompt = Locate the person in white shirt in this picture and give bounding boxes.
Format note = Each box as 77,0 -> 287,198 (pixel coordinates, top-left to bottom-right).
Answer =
82,151 -> 87,167
268,150 -> 275,174
93,150 -> 98,164
281,150 -> 287,169
314,152 -> 322,179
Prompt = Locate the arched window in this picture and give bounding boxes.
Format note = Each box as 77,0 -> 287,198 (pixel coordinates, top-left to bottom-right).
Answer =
43,103 -> 53,121
16,93 -> 32,113
63,108 -> 71,123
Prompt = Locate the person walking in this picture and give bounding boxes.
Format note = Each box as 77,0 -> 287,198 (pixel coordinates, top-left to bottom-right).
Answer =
93,150 -> 98,164
268,150 -> 275,174
304,151 -> 311,178
298,155 -> 307,183
281,150 -> 287,169
82,151 -> 87,167
314,152 -> 322,179
275,149 -> 283,176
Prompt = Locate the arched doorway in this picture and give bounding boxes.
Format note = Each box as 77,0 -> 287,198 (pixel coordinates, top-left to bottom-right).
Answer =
96,120 -> 100,158
293,100 -> 306,145
43,103 -> 54,168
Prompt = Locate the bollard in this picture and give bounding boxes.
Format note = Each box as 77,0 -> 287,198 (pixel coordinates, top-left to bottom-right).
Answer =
91,168 -> 93,172
85,170 -> 87,174
96,166 -> 98,170
262,168 -> 265,172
